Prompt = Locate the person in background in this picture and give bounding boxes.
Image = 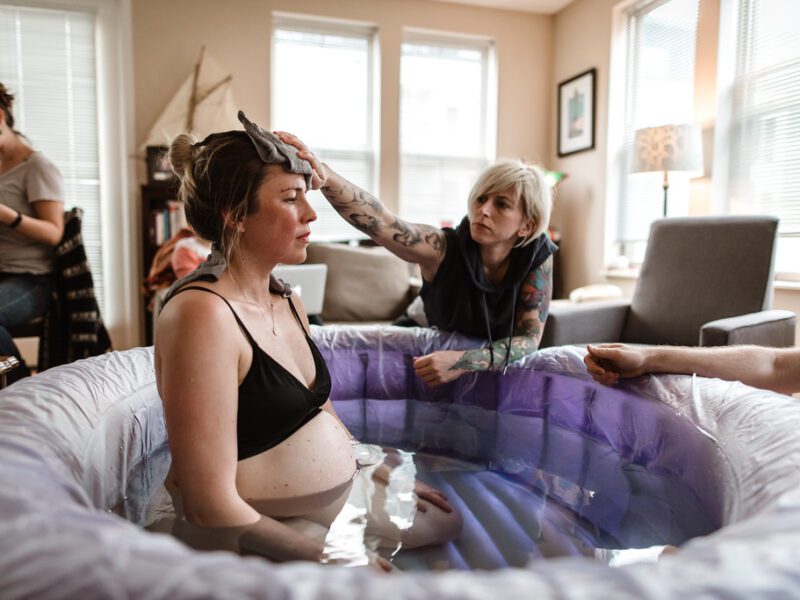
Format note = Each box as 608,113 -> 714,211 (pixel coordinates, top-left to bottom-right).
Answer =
171,234 -> 211,278
584,343 -> 800,395
155,111 -> 460,572
0,83 -> 64,384
275,131 -> 557,387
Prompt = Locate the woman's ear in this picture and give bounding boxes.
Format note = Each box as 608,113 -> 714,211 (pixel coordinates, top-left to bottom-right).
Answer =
222,210 -> 245,233
518,219 -> 535,238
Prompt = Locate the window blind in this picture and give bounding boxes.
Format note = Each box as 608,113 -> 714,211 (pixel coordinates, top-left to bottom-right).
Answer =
272,19 -> 376,241
399,37 -> 494,227
0,4 -> 103,310
615,0 -> 699,262
723,0 -> 800,274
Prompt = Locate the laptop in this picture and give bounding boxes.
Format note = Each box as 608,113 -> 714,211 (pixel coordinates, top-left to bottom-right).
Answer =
272,264 -> 328,315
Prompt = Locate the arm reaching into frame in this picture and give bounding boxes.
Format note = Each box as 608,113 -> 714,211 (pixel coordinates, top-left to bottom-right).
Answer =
413,256 -> 553,385
273,131 -> 446,281
584,343 -> 800,395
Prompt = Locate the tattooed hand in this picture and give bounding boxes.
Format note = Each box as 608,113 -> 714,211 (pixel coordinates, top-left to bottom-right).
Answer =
413,351 -> 467,386
273,131 -> 328,189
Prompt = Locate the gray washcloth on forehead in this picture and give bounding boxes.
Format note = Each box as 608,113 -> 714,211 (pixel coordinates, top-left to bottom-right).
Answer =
163,244 -> 292,306
238,110 -> 313,189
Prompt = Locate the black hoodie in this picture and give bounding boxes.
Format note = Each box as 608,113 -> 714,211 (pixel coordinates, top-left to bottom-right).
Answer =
419,216 -> 557,367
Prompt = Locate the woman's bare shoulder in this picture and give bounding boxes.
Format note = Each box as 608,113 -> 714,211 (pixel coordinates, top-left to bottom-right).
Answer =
155,285 -> 242,360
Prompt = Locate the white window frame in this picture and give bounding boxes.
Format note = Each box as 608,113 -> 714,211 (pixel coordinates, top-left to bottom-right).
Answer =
605,0 -> 700,268
0,0 -> 137,348
712,0 -> 800,281
270,13 -> 379,241
398,28 -> 497,225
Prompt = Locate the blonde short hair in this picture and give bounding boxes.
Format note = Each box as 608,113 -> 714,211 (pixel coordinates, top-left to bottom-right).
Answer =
467,159 -> 552,247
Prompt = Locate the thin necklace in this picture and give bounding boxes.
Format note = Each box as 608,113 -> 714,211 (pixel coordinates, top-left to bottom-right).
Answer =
229,269 -> 278,336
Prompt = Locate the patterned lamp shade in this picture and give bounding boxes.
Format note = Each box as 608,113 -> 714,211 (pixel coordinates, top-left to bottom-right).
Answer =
631,123 -> 704,177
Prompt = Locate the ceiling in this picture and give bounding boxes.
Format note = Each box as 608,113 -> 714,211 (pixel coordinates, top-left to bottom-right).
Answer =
427,0 -> 576,15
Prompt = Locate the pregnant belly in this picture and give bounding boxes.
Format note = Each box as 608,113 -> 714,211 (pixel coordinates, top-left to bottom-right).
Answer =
235,410 -> 358,517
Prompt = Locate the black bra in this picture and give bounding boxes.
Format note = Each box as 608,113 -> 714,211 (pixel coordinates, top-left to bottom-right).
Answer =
169,286 -> 331,460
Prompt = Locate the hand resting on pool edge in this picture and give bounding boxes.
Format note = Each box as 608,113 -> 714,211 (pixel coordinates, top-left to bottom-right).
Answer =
584,343 -> 800,395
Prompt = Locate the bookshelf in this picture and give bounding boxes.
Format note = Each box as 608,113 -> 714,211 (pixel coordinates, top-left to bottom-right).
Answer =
140,182 -> 182,345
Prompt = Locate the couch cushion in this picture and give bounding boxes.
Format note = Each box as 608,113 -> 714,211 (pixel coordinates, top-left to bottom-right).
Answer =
305,243 -> 412,322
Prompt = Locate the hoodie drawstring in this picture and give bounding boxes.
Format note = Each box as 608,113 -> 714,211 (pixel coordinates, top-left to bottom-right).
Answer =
480,292 -> 495,369
502,284 -> 519,375
482,285 -> 517,374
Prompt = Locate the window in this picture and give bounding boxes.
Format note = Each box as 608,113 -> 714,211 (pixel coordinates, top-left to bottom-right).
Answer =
608,0 -> 699,263
399,33 -> 496,227
714,0 -> 800,276
0,4 -> 105,309
271,15 -> 377,241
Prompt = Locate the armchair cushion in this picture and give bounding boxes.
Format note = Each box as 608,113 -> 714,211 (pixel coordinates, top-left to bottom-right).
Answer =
540,300 -> 630,348
622,217 -> 778,346
700,310 -> 796,347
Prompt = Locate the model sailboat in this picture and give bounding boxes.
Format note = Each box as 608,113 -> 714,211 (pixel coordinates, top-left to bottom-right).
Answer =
142,47 -> 240,148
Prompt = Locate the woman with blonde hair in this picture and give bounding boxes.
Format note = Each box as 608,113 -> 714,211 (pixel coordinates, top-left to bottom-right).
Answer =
155,112 -> 460,572
277,132 -> 556,386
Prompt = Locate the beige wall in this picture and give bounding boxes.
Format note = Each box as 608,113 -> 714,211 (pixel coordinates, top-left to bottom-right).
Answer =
548,0 -> 616,295
132,0 -> 553,213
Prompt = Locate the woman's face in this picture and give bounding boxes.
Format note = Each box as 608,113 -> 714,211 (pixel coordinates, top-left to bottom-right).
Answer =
468,187 -> 533,247
239,165 -> 317,265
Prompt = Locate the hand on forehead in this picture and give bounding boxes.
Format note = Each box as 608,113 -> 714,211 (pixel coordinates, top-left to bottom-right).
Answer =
238,111 -> 313,189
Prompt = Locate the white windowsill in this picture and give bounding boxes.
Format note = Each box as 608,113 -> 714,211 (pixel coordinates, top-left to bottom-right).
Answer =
601,268 -> 639,280
601,269 -> 800,291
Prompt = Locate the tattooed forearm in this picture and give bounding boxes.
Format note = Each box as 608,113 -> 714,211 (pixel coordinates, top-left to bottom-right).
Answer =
321,170 -> 446,261
423,227 -> 446,256
354,188 -> 385,214
349,212 -> 382,236
452,335 -> 540,371
321,181 -> 385,216
390,219 -> 422,247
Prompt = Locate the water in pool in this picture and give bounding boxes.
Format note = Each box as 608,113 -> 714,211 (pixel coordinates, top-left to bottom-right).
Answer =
122,401 -> 720,571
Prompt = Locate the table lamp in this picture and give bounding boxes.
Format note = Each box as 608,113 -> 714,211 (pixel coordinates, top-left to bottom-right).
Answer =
631,123 -> 703,217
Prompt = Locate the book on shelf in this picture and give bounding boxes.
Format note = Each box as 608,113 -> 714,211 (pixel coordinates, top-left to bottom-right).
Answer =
150,201 -> 187,245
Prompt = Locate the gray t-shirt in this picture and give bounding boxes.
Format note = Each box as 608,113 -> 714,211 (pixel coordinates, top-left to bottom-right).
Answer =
0,152 -> 64,274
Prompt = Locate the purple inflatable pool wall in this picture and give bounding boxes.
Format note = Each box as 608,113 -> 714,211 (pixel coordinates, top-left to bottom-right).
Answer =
0,325 -> 798,597
317,326 -> 727,559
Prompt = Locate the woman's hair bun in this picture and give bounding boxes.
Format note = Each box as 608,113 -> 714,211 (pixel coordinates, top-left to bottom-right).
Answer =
168,133 -> 198,178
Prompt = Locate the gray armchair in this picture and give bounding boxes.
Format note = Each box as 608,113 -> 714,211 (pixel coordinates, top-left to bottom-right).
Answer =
541,216 -> 796,348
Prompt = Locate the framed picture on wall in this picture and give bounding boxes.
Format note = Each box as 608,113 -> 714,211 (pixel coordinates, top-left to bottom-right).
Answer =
557,68 -> 596,157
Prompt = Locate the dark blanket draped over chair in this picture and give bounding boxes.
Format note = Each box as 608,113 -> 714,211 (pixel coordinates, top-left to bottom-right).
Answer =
37,207 -> 112,370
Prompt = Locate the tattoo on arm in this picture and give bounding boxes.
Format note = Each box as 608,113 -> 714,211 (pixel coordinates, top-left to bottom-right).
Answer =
390,219 -> 422,247
519,256 -> 553,325
350,213 -> 381,236
452,336 -> 540,372
450,257 -> 554,372
321,182 -> 383,215
423,227 -> 446,255
322,177 -> 445,257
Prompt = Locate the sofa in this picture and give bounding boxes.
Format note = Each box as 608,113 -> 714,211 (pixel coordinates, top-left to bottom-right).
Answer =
305,242 -> 420,324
